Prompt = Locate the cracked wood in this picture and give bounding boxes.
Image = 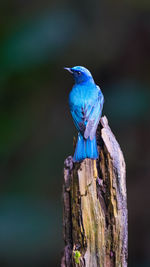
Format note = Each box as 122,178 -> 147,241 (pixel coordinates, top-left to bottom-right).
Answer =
61,116 -> 128,267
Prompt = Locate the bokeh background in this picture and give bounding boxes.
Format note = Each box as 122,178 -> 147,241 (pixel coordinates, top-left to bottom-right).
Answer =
0,0 -> 150,266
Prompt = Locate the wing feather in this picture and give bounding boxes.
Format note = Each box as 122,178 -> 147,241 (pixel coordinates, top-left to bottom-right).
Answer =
69,86 -> 104,139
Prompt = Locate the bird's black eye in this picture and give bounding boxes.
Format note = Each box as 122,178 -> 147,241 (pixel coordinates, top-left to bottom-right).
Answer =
77,71 -> 81,75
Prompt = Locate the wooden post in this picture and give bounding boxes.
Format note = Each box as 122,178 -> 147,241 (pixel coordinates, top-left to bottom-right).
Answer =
61,116 -> 128,267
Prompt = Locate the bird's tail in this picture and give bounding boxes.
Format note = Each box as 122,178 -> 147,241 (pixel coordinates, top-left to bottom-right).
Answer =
73,133 -> 98,162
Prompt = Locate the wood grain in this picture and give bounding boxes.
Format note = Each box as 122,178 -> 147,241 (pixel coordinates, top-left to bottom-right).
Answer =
61,116 -> 128,267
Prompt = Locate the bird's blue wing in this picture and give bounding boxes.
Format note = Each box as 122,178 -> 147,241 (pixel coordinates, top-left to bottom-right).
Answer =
70,103 -> 93,135
69,86 -> 104,139
84,88 -> 104,140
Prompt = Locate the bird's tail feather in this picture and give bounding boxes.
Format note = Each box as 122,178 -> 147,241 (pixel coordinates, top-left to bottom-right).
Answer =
73,133 -> 98,162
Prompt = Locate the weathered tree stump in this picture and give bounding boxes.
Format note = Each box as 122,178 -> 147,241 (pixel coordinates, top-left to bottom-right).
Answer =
61,116 -> 128,267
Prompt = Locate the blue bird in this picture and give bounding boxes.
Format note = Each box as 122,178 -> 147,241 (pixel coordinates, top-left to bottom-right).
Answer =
65,66 -> 104,162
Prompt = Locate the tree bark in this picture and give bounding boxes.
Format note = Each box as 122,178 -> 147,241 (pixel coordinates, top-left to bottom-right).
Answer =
61,116 -> 128,267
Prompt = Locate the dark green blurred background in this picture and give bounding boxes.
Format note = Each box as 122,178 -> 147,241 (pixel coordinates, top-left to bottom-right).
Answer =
0,0 -> 150,266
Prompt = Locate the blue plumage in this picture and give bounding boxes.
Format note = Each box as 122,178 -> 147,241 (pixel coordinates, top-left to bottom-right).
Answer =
65,66 -> 104,162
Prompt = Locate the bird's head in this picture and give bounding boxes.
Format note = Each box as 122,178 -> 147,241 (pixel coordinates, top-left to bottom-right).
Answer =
64,66 -> 94,84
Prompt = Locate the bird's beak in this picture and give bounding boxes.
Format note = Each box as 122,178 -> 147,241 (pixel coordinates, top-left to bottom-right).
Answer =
64,67 -> 73,74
